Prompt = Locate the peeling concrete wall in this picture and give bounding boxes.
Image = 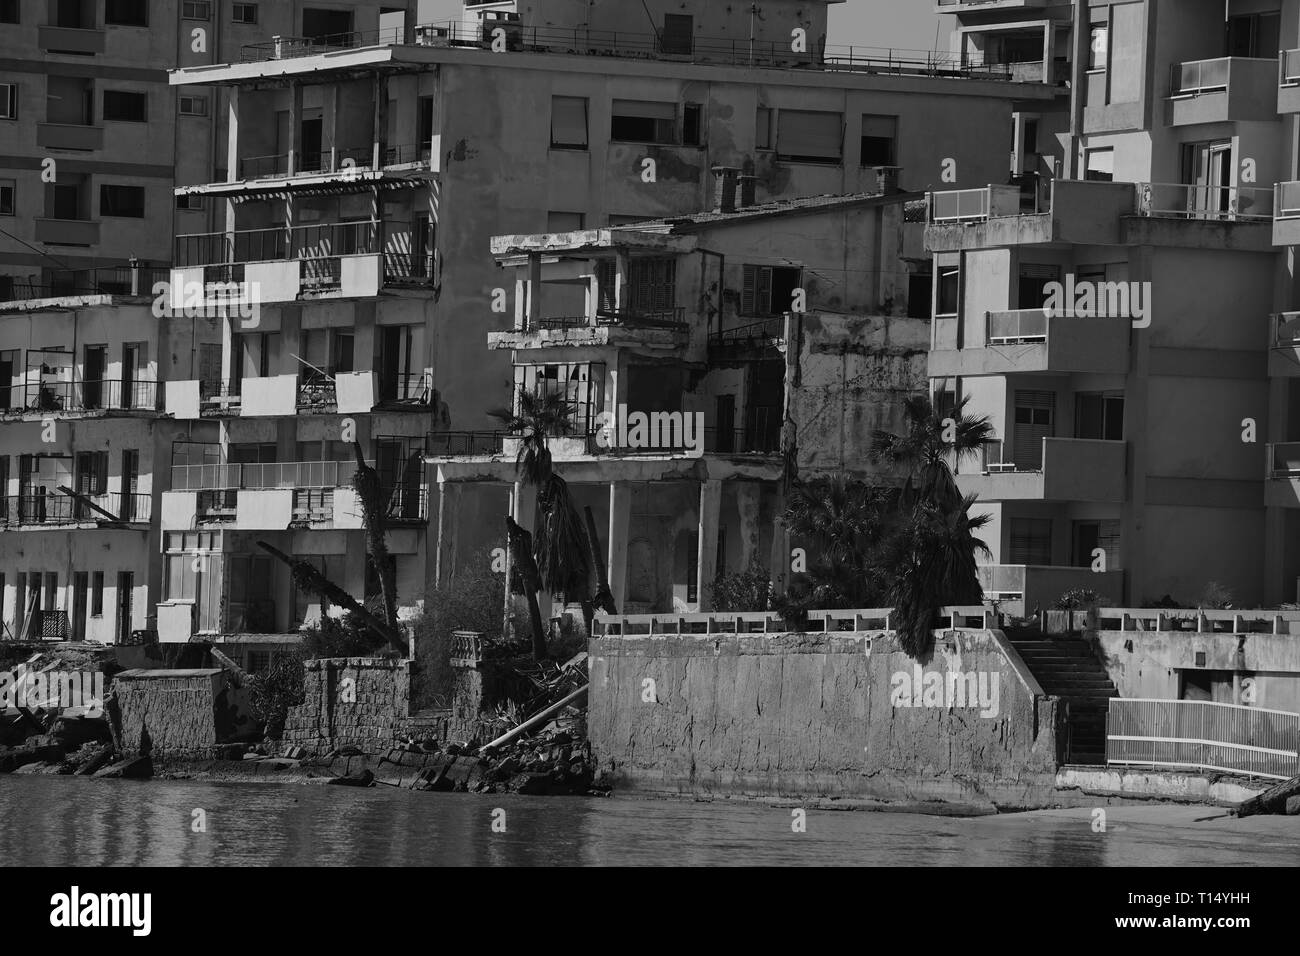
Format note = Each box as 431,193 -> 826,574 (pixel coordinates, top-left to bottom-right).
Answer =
283,657 -> 412,755
588,629 -> 1063,807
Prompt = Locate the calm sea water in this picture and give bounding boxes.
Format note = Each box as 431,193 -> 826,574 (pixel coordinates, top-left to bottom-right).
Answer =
1,775 -> 1297,866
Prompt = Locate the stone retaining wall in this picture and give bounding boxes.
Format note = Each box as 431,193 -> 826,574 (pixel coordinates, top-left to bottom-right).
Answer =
283,658 -> 413,754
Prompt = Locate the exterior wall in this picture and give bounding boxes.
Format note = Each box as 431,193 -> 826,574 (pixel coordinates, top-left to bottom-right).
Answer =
114,668 -> 256,755
587,628 -> 1064,807
283,656 -> 412,754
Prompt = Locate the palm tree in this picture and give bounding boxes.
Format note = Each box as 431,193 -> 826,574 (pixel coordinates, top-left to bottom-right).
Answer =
779,475 -> 894,608
489,388 -> 594,658
870,394 -> 993,510
870,395 -> 995,656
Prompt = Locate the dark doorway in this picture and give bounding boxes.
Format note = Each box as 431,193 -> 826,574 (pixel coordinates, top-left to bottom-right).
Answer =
83,345 -> 105,409
116,571 -> 133,642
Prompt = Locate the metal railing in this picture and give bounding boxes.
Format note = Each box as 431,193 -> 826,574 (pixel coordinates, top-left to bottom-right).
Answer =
1107,698 -> 1300,781
1275,181 -> 1300,219
0,266 -> 170,304
1272,312 -> 1300,348
986,309 -> 1048,344
1170,57 -> 1231,95
297,374 -> 338,409
709,317 -> 786,349
175,221 -> 379,269
1136,182 -> 1274,221
236,145 -> 425,180
529,307 -> 688,332
928,184 -> 1023,223
237,20 -> 1009,80
424,431 -> 507,457
1283,49 -> 1300,87
15,379 -> 158,414
377,371 -> 432,405
0,492 -> 150,526
169,460 -> 371,491
1268,442 -> 1300,478
382,251 -> 436,285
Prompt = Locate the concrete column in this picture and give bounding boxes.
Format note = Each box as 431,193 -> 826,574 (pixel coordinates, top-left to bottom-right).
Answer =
287,82 -> 303,176
697,479 -> 722,611
524,253 -> 542,327
435,479 -> 462,588
614,249 -> 630,312
372,72 -> 389,170
586,271 -> 599,324
607,481 -> 631,611
767,484 -> 789,594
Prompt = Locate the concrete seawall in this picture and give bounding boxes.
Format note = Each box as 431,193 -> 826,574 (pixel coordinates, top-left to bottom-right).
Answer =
587,628 -> 1066,810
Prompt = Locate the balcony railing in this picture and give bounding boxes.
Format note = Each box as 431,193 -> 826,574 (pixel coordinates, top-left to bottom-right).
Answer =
1272,312 -> 1300,348
1283,49 -> 1300,87
1,492 -> 151,527
236,20 -> 1010,80
1136,182 -> 1274,222
297,373 -> 338,410
382,251 -> 436,286
235,144 -> 429,181
527,308 -> 688,333
1275,181 -> 1300,220
170,459 -> 371,491
928,184 -> 1022,223
0,266 -> 170,304
377,371 -> 432,406
175,221 -> 380,269
709,317 -> 787,349
10,379 -> 158,414
985,309 -> 1047,343
1107,698 -> 1299,781
425,431 -> 507,456
1170,57 -> 1231,95
1268,442 -> 1300,478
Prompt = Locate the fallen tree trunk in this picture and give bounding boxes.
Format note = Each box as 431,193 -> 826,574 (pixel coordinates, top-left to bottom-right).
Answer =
256,540 -> 406,655
1235,773 -> 1300,817
478,684 -> 588,754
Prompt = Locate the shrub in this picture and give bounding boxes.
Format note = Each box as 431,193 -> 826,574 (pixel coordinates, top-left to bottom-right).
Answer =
1199,581 -> 1233,610
1053,587 -> 1111,611
708,564 -> 775,612
411,552 -> 507,711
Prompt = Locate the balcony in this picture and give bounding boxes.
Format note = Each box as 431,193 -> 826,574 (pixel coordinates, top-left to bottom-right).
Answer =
1137,182 -> 1273,222
34,218 -> 101,246
957,437 -> 1127,502
172,221 -> 426,305
235,143 -> 431,181
1266,442 -> 1300,507
1269,313 -> 1300,376
36,123 -> 104,151
425,431 -> 508,458
235,20 -> 1015,82
708,317 -> 787,359
0,492 -> 151,528
1280,50 -> 1300,112
1167,57 -> 1278,126
930,309 -> 1130,377
936,0 -> 1069,9
39,25 -> 106,55
3,379 -> 159,417
1273,182 -> 1300,246
0,266 -> 170,306
926,179 -> 1135,251
489,308 -> 689,352
165,459 -> 426,528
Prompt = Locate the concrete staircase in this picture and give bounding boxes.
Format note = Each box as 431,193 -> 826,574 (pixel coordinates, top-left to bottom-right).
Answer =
1007,631 -> 1118,766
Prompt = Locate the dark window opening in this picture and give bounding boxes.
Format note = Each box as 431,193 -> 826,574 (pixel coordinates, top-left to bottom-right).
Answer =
100,184 -> 145,218
106,0 -> 148,26
103,90 -> 147,123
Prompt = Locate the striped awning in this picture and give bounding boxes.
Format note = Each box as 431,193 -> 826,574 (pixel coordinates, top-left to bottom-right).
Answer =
176,173 -> 432,203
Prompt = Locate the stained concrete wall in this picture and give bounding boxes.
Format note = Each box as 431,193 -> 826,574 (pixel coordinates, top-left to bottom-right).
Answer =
114,668 -> 256,756
283,657 -> 412,755
588,628 -> 1064,808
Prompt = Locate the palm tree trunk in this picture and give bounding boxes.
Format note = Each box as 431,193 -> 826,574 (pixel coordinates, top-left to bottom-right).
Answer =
584,505 -> 617,614
351,443 -> 399,630
506,516 -> 549,661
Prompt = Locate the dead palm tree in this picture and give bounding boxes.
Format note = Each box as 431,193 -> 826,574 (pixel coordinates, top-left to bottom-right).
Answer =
489,388 -> 594,658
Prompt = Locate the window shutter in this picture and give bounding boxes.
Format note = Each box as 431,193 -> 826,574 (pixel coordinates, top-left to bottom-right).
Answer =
757,267 -> 773,315
551,97 -> 587,147
777,110 -> 843,160
96,452 -> 108,494
741,265 -> 758,315
613,100 -> 676,121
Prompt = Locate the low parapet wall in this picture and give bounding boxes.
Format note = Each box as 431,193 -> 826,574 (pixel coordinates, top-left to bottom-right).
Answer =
283,658 -> 413,755
587,624 -> 1064,810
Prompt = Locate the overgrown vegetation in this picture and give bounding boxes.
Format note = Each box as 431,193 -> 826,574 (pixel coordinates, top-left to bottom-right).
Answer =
709,564 -> 777,612
1053,587 -> 1111,611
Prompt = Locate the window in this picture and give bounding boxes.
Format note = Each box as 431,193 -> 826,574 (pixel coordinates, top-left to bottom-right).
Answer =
103,90 -> 147,122
1075,392 -> 1124,441
550,96 -> 588,150
611,100 -> 676,145
756,107 -> 772,150
682,103 -> 703,147
75,451 -> 108,496
776,109 -> 843,165
860,115 -> 897,167
176,194 -> 204,211
628,258 -> 677,315
302,8 -> 353,42
1227,12 -> 1280,59
1084,148 -> 1114,182
547,211 -> 584,233
1009,518 -> 1052,566
106,0 -> 148,26
1073,520 -> 1120,569
0,84 -> 15,120
232,2 -> 258,24
91,571 -> 104,616
179,95 -> 208,116
0,180 -> 13,216
907,272 -> 932,319
661,13 -> 693,55
0,0 -> 18,24
1088,25 -> 1108,71
936,267 -> 960,316
100,185 -> 145,218
182,1 -> 211,20
741,265 -> 801,317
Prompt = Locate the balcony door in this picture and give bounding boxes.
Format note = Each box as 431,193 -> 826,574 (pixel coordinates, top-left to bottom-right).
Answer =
116,571 -> 133,641
1182,141 -> 1232,218
1226,12 -> 1280,58
1013,390 -> 1055,470
83,344 -> 105,409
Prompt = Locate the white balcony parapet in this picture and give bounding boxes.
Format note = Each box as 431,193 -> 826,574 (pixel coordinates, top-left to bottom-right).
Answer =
928,184 -> 1022,223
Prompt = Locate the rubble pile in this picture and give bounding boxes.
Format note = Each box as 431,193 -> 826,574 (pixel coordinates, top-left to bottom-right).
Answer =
403,728 -> 602,796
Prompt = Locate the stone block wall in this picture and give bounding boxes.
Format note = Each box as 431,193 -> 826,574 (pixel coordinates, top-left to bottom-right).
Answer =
283,657 -> 413,755
114,669 -> 254,756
